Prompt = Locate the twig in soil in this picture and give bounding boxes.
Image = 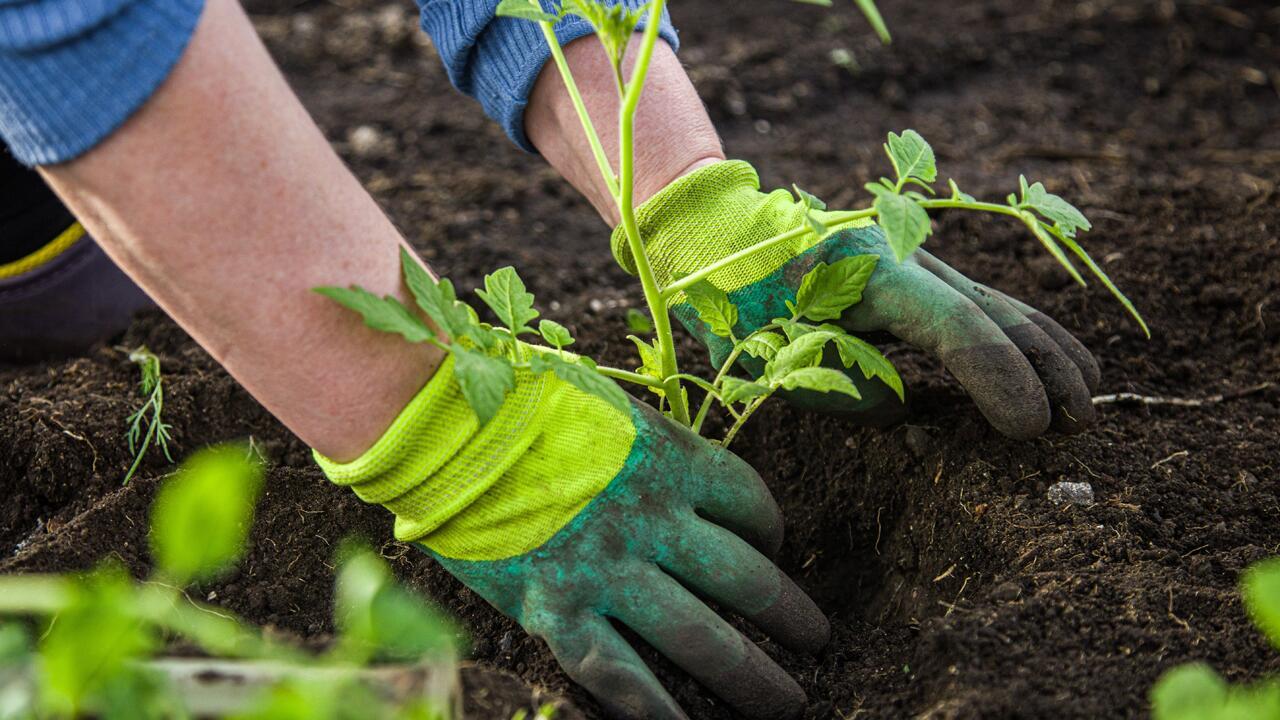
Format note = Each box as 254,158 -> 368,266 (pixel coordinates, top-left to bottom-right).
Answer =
1151,450 -> 1190,469
1092,382 -> 1273,407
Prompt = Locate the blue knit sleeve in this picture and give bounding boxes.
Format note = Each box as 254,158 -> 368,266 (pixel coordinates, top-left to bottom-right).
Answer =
0,0 -> 205,166
418,0 -> 678,153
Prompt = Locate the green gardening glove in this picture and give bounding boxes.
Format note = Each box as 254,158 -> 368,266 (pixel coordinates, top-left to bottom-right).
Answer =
613,161 -> 1101,439
315,350 -> 828,720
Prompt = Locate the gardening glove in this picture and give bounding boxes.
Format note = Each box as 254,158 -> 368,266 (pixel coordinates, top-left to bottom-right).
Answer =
315,350 -> 828,720
612,160 -> 1101,439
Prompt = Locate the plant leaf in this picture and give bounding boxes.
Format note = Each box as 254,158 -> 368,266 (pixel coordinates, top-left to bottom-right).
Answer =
538,319 -> 574,349
792,255 -> 879,321
452,347 -> 515,424
1150,663 -> 1228,720
1020,177 -> 1092,237
871,190 -> 932,261
495,0 -> 559,22
314,286 -> 435,344
885,130 -> 936,184
625,308 -> 655,334
852,0 -> 891,43
720,376 -> 772,405
399,249 -> 473,338
476,266 -> 540,336
1243,558 -> 1280,650
1056,235 -> 1150,338
829,331 -> 904,400
948,178 -> 976,203
793,184 -> 828,211
151,444 -> 264,585
765,331 -> 834,383
335,543 -> 456,663
684,280 -> 740,338
740,331 -> 786,362
777,367 -> 862,399
530,354 -> 630,415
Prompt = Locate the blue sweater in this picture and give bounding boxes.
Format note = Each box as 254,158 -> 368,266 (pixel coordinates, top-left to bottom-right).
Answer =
0,0 -> 676,166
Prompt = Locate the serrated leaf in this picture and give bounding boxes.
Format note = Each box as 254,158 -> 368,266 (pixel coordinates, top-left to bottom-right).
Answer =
315,286 -> 435,344
538,319 -> 574,349
530,354 -> 630,414
765,331 -> 834,383
1020,177 -> 1092,237
829,331 -> 904,400
1243,558 -> 1280,649
684,280 -> 739,338
495,0 -> 558,22
1150,664 -> 1228,720
873,191 -> 932,262
625,308 -> 654,334
853,0 -> 891,43
452,347 -> 515,425
740,331 -> 786,362
720,376 -> 772,405
792,255 -> 879,322
885,130 -> 936,184
476,266 -> 540,336
400,249 -> 472,338
778,367 -> 862,399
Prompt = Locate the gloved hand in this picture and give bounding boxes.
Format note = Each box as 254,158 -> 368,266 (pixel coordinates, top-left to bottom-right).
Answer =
316,350 -> 828,720
612,161 -> 1101,439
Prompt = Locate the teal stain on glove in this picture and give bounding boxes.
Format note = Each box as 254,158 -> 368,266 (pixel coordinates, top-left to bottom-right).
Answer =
318,350 -> 828,720
425,401 -> 827,720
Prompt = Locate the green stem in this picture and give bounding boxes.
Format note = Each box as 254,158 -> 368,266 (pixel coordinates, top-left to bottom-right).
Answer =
721,394 -> 772,449
594,364 -> 664,389
614,0 -> 689,425
691,324 -> 778,434
661,209 -> 876,300
536,20 -> 618,198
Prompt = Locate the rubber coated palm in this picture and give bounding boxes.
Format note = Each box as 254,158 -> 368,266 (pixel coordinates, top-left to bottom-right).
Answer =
676,222 -> 1101,439
425,400 -> 829,720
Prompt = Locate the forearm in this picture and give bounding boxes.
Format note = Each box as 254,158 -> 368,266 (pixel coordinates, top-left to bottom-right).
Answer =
525,35 -> 724,226
38,0 -> 442,462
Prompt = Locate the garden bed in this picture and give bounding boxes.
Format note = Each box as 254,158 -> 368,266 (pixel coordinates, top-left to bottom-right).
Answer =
2,0 -> 1278,716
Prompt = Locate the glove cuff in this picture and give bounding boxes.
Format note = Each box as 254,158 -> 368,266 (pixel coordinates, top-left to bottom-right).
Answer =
314,353 -> 548,543
314,349 -> 638,561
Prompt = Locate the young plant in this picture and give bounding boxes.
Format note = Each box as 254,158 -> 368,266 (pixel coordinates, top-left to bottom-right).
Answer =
1150,558 -> 1280,719
0,444 -> 458,719
122,346 -> 175,485
322,1 -> 1146,448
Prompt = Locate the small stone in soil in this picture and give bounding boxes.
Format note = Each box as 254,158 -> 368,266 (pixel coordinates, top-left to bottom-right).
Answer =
1047,480 -> 1095,506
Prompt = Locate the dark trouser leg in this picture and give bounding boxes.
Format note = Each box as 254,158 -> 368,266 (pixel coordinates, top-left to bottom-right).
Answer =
0,145 -> 154,362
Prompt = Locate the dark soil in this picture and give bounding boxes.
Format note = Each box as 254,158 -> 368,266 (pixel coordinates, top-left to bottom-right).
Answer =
3,0 -> 1279,717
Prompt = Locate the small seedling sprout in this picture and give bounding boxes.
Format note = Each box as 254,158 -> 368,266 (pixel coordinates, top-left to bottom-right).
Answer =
122,346 -> 175,485
0,444 -> 459,717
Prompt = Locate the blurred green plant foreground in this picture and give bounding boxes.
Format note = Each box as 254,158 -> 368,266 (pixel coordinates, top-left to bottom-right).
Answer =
0,444 -> 459,719
1151,557 -> 1280,719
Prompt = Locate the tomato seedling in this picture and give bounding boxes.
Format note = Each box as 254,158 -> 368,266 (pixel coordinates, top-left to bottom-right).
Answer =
321,0 -> 1145,447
